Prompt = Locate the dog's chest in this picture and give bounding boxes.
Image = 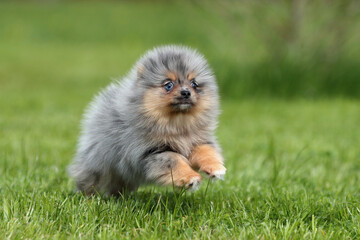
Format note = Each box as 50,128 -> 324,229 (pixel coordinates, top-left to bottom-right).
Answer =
162,132 -> 203,158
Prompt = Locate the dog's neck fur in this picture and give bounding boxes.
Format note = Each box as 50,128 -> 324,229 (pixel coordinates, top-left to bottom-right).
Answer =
136,110 -> 214,157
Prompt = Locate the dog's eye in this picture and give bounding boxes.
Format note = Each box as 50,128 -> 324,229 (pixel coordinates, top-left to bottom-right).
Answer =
190,79 -> 198,89
164,81 -> 174,91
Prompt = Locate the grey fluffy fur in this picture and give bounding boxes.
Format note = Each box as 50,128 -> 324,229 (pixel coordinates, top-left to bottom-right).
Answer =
68,45 -> 222,195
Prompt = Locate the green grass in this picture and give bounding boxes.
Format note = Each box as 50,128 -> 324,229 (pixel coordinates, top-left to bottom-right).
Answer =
1,1 -> 360,239
1,99 -> 360,239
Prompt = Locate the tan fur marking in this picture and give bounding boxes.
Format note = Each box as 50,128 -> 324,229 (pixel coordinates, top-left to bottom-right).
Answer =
143,88 -> 171,120
190,93 -> 211,117
189,144 -> 225,175
167,72 -> 177,81
158,156 -> 202,188
187,72 -> 196,81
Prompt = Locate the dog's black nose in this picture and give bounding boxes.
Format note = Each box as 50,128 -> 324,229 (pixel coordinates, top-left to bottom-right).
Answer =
180,90 -> 191,98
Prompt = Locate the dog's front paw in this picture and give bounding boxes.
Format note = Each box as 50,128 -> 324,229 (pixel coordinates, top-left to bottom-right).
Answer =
163,159 -> 203,191
174,173 -> 202,191
185,175 -> 202,191
200,164 -> 226,181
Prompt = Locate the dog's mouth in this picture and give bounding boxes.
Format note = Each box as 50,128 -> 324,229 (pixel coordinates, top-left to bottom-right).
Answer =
170,100 -> 194,112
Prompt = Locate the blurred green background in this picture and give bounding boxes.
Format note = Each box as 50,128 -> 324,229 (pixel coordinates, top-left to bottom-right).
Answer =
1,0 -> 359,101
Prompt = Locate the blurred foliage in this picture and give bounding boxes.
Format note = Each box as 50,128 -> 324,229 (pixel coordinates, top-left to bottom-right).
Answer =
0,0 -> 359,99
207,0 -> 360,98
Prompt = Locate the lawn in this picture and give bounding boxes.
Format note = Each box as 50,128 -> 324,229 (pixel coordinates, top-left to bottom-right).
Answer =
1,1 -> 360,239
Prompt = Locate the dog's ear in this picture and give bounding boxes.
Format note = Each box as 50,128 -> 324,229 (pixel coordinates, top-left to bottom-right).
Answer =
137,64 -> 145,80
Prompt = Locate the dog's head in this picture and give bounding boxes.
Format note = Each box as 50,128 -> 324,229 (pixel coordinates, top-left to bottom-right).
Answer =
135,45 -> 218,121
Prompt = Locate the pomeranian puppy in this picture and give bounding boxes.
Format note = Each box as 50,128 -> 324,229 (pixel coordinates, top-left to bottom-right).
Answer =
68,45 -> 226,196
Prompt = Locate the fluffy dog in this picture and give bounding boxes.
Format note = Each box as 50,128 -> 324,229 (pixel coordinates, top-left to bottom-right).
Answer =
68,45 -> 226,196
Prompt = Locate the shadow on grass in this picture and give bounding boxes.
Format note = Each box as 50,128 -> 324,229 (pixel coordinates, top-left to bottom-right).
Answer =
67,179 -> 217,216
